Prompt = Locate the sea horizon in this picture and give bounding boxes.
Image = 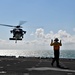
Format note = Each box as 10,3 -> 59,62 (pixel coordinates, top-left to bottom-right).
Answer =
0,49 -> 75,59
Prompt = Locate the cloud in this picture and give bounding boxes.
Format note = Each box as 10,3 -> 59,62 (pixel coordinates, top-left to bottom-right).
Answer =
34,28 -> 75,50
34,28 -> 74,43
35,28 -> 45,38
0,28 -> 75,50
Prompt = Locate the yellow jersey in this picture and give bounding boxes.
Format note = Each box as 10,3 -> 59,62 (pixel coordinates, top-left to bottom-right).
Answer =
50,42 -> 62,50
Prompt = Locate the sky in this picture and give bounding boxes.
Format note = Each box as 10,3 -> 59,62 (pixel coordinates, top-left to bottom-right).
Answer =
0,0 -> 75,50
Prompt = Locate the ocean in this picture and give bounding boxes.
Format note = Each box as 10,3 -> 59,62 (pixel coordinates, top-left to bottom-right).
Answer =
0,50 -> 75,59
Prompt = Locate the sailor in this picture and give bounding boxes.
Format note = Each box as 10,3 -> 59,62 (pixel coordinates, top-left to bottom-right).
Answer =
50,38 -> 62,67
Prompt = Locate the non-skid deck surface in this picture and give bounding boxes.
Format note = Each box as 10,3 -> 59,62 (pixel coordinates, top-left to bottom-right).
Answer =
0,57 -> 75,75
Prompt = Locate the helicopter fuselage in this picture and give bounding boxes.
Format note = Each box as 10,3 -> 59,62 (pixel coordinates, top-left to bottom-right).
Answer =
0,21 -> 27,43
9,28 -> 26,41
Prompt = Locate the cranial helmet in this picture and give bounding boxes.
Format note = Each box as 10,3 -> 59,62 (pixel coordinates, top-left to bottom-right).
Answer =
54,38 -> 59,41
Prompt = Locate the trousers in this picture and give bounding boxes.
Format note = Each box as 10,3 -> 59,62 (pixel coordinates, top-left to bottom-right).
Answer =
51,50 -> 60,66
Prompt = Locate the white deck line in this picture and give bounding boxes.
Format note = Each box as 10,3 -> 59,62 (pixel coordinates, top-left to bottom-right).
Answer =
28,67 -> 75,73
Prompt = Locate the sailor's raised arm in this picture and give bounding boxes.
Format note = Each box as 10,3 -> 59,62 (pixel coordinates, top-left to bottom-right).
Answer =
60,40 -> 62,46
50,39 -> 53,46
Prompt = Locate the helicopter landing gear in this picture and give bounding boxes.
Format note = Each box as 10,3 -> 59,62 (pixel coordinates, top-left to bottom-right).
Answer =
9,38 -> 22,40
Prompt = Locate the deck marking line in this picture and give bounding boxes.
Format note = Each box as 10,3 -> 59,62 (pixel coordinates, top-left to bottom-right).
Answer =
27,67 -> 75,73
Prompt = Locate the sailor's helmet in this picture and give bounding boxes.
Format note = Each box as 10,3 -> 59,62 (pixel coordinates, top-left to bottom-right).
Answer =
54,38 -> 59,41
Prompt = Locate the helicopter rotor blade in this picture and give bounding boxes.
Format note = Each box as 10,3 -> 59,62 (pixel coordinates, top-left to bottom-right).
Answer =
0,21 -> 27,28
18,21 -> 27,26
0,24 -> 15,27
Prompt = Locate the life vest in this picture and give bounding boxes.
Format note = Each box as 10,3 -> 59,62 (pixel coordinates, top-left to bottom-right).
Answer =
54,45 -> 60,50
50,42 -> 62,50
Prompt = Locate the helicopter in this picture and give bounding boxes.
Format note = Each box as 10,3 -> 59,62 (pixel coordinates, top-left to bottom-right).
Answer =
0,21 -> 27,43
